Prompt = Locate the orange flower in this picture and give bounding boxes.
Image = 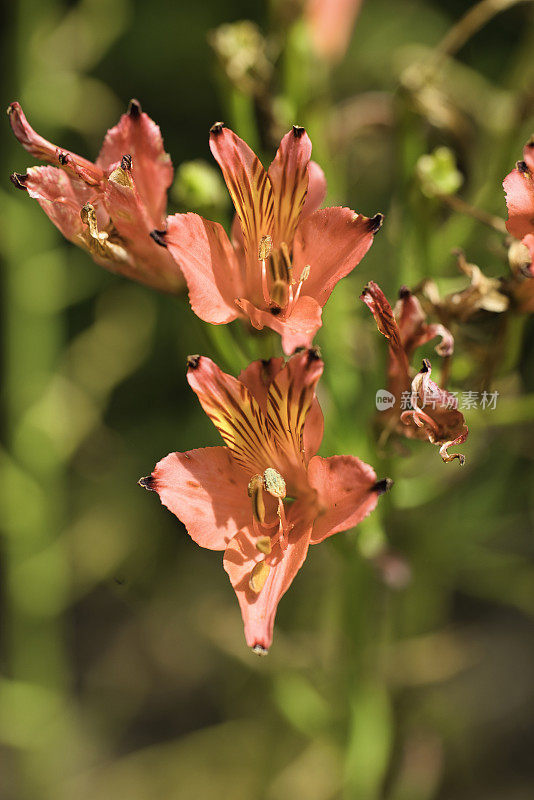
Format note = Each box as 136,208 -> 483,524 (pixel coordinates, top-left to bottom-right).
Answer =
503,144 -> 534,311
8,100 -> 183,294
306,0 -> 364,63
160,124 -> 382,353
140,350 -> 389,652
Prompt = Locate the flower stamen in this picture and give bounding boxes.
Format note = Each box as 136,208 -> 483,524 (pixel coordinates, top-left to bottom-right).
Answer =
263,467 -> 286,498
248,473 -> 266,523
256,536 -> 272,555
249,560 -> 270,593
264,241 -> 293,309
287,264 -> 310,315
259,235 -> 273,306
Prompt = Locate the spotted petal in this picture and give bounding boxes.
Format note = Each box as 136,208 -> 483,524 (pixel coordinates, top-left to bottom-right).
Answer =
293,207 -> 380,308
268,127 -> 312,245
264,348 -> 323,473
209,124 -> 274,266
186,356 -> 272,474
143,447 -> 251,550
223,511 -> 313,651
307,455 -> 379,543
238,357 -> 324,462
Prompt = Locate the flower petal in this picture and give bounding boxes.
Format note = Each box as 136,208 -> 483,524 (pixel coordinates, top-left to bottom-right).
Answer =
401,360 -> 468,464
394,288 -> 453,357
307,455 -> 379,544
503,161 -> 534,241
268,127 -> 312,245
166,213 -> 241,323
303,396 -> 324,462
278,296 -> 323,354
235,295 -> 323,354
97,100 -> 173,227
8,101 -> 103,186
293,207 -> 380,307
361,281 -> 413,423
223,517 -> 312,651
143,447 -> 251,550
361,281 -> 410,373
104,163 -> 183,293
209,124 -> 274,264
22,166 -> 88,241
264,348 -> 324,473
186,355 -> 271,474
237,357 -> 323,461
301,160 -> 327,219
237,358 -> 285,411
306,0 -> 363,62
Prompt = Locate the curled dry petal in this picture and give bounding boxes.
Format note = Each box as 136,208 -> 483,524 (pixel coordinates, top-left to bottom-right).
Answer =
400,360 -> 468,464
362,281 -> 468,464
394,288 -> 454,357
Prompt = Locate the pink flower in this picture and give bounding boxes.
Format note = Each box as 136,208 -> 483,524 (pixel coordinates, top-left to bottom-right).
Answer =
361,281 -> 467,464
139,349 -> 389,652
159,123 -> 382,354
504,145 -> 534,263
8,100 -> 183,294
503,148 -> 534,310
306,0 -> 364,63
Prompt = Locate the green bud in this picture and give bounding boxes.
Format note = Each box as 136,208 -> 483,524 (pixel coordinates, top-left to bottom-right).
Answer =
416,146 -> 463,198
171,160 -> 229,218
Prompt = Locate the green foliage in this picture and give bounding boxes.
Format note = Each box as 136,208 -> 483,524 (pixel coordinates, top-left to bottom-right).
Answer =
2,1 -> 534,799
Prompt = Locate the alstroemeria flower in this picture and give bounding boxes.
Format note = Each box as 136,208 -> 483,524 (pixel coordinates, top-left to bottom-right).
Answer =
361,281 -> 468,464
306,0 -> 364,63
8,100 -> 183,294
503,144 -> 534,266
159,123 -> 382,353
139,349 -> 390,652
503,149 -> 534,311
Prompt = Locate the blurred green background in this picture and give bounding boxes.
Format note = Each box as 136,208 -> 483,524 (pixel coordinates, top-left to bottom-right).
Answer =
2,0 -> 534,798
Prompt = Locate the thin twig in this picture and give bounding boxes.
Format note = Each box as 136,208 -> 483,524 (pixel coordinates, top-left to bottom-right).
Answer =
434,0 -> 532,62
439,192 -> 508,234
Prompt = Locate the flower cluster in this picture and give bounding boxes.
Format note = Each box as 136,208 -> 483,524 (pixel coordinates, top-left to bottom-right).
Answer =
9,102 -> 473,652
361,282 -> 468,464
